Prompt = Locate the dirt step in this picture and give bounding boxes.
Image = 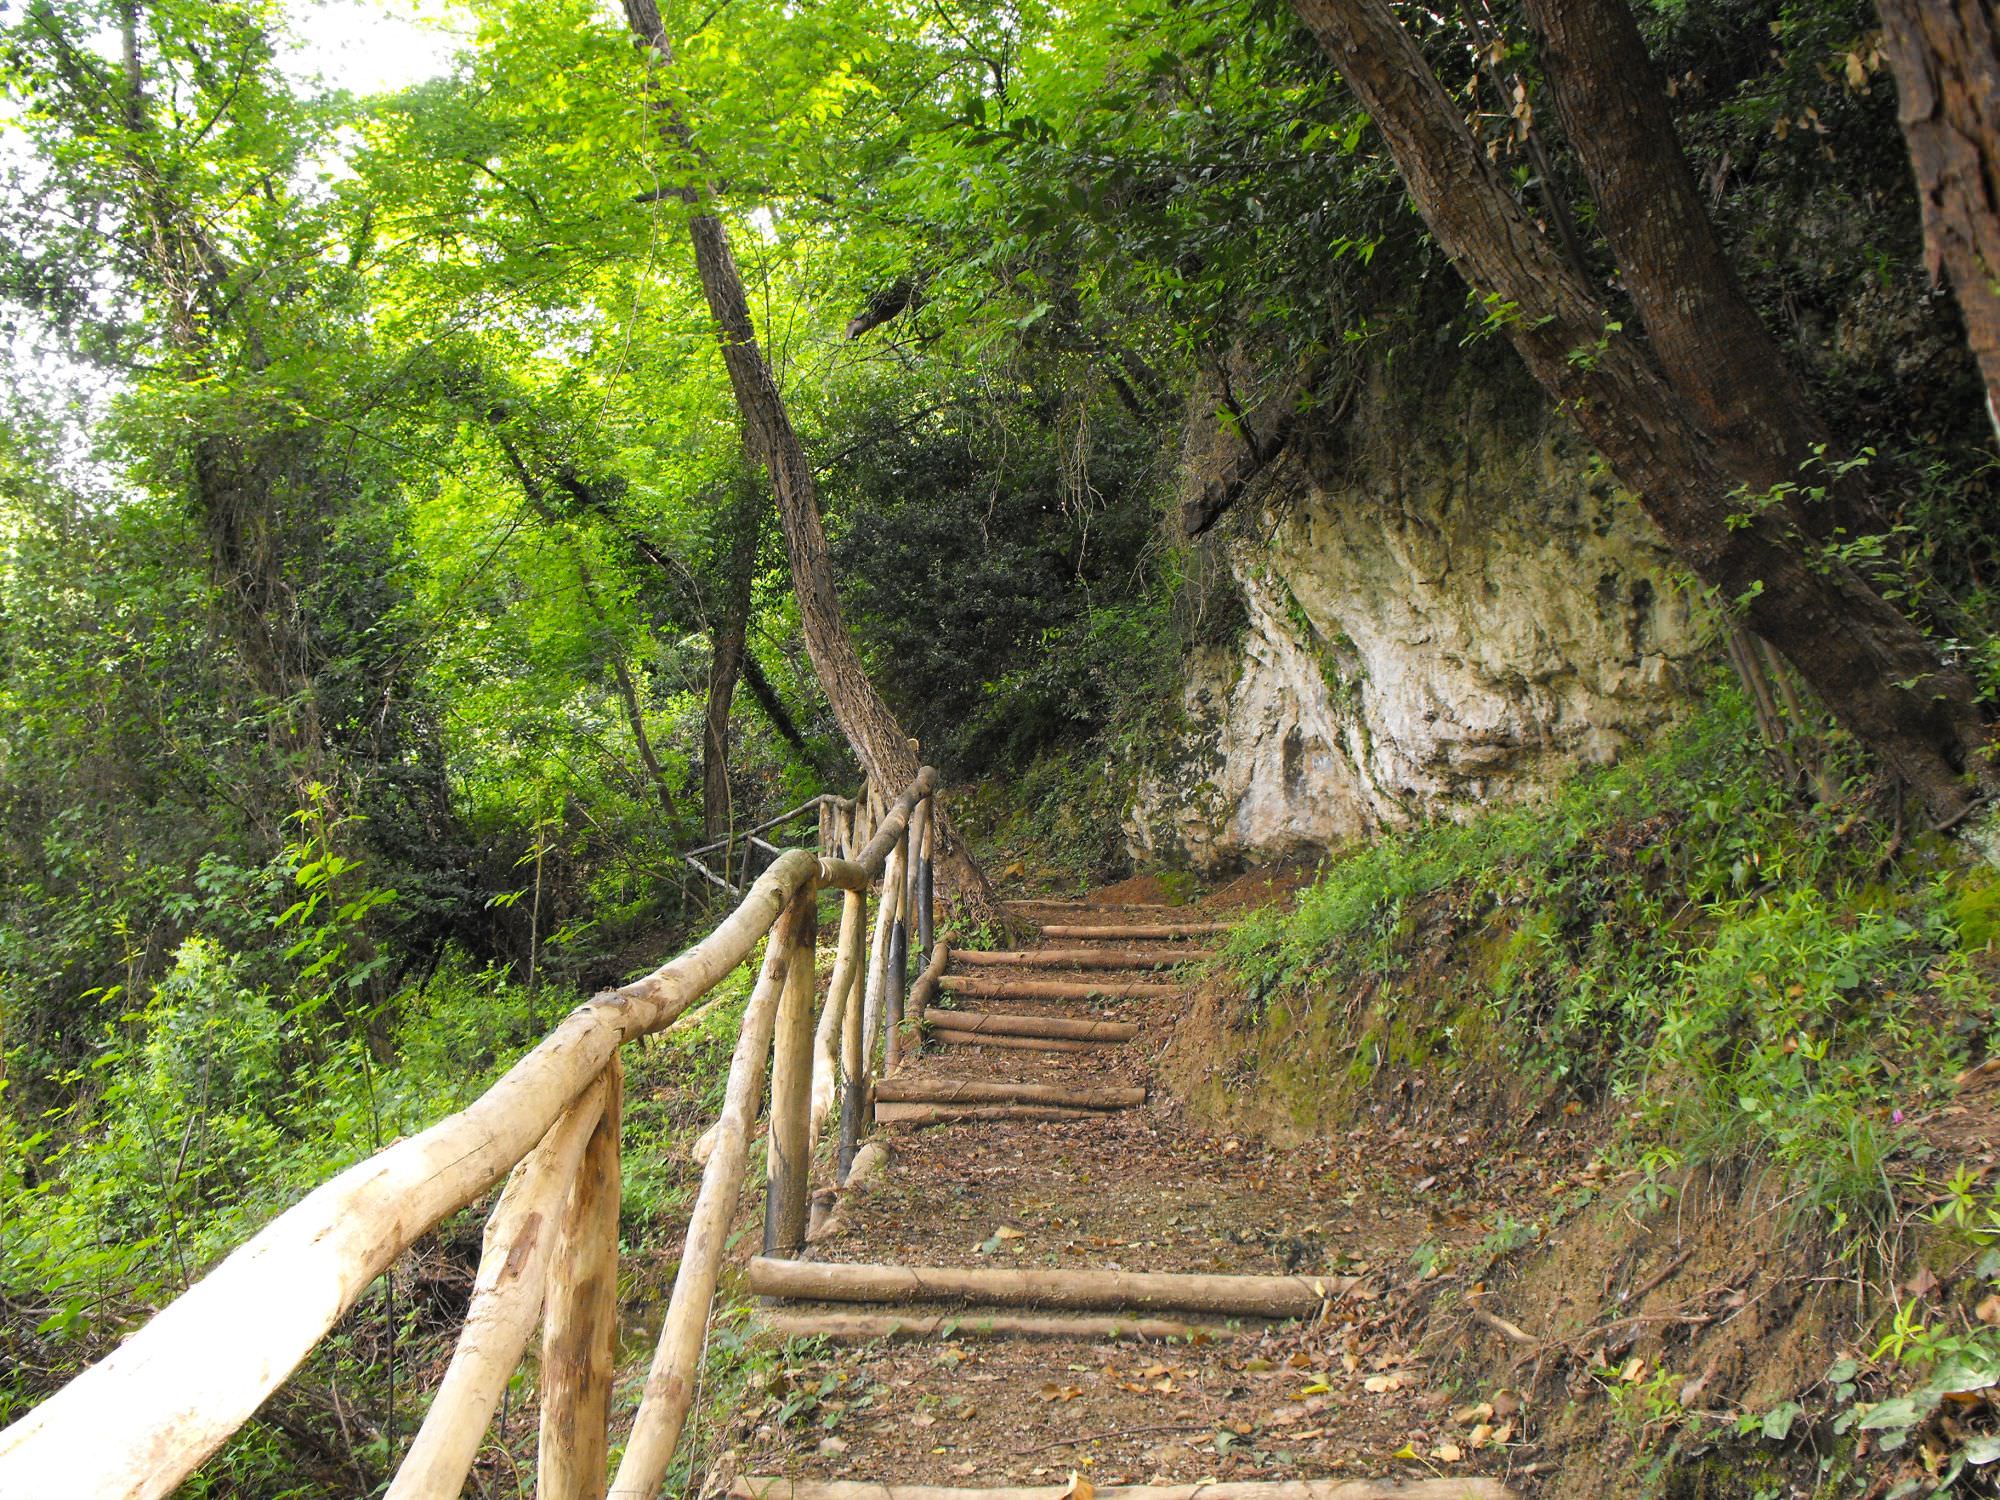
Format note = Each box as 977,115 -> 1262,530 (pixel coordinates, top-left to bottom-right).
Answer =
745,1258 -> 1351,1317
873,1079 -> 1145,1110
939,975 -> 1184,1001
922,1010 -> 1138,1042
951,947 -> 1215,970
734,1479 -> 1520,1500
1038,923 -> 1233,941
753,1309 -> 1241,1342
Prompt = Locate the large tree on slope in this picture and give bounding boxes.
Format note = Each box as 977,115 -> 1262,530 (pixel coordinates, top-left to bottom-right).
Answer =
1289,0 -> 1996,821
1875,0 -> 2000,441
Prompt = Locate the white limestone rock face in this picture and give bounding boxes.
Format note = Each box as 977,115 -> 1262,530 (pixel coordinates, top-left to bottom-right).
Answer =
1126,364 -> 1707,871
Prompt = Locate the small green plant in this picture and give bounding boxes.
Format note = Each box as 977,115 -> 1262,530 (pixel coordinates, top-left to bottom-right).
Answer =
1603,1363 -> 1687,1441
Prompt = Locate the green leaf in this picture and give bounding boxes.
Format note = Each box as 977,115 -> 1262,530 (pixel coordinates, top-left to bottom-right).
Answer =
1760,1401 -> 1802,1441
1858,1391 -> 1940,1432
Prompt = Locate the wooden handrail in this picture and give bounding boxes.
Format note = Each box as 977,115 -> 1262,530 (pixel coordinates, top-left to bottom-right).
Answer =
0,770 -> 942,1500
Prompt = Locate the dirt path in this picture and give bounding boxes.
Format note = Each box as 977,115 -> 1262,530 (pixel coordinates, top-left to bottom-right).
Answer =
728,892 -> 1539,1498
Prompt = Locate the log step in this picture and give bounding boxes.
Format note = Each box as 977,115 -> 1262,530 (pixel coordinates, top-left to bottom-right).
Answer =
924,1031 -> 1117,1055
1039,922 -> 1233,940
923,1010 -> 1138,1042
938,975 -> 1183,1001
872,1079 -> 1144,1110
736,1480 -> 1518,1500
874,1102 -> 1107,1127
950,947 -> 1215,970
745,1258 -> 1353,1317
753,1310 -> 1240,1343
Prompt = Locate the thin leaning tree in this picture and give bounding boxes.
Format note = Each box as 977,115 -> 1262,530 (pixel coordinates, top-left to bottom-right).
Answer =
617,0 -> 1003,921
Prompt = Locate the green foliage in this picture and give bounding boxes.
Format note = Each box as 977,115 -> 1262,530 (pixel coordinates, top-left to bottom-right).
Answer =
1223,687 -> 1999,1237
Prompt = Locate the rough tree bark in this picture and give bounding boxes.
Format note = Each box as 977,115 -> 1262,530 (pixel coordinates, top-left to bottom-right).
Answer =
1521,0 -> 1879,537
1290,0 -> 1996,819
1876,0 -> 2000,439
620,0 -> 1001,916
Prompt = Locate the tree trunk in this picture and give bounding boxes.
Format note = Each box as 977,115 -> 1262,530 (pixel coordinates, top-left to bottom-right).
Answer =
704,483 -> 760,839
1876,0 -> 2000,439
620,0 -> 1001,919
1521,0 -> 1878,536
1290,0 -> 1995,819
1288,0 -> 1992,824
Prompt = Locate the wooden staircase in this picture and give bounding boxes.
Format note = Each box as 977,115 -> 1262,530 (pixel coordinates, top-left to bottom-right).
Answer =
737,898 -> 1520,1500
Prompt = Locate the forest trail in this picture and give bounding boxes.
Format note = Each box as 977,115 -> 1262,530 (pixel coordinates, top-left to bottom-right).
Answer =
726,888 -> 1528,1500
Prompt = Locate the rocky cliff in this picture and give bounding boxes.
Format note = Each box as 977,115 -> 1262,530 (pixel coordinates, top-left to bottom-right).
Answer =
1127,355 -> 1709,870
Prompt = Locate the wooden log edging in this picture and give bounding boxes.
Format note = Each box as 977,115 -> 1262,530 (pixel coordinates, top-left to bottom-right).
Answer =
872,1079 -> 1144,1109
923,1010 -> 1137,1042
939,975 -> 1185,1001
926,1032 -> 1119,1055
745,1259 -> 1352,1317
735,1480 -> 1518,1500
753,1310 -> 1241,1343
874,1102 -> 1107,1127
950,947 -> 1215,970
0,848 -> 822,1500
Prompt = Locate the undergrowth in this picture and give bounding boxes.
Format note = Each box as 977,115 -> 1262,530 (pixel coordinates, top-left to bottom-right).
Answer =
1225,688 -> 1997,1232
0,928 -> 767,1494
1218,686 -> 2000,1494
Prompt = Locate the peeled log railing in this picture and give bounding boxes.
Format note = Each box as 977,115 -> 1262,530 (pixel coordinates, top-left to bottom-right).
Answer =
0,768 -> 942,1500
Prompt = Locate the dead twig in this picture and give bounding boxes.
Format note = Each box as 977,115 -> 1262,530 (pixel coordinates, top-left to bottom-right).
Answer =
1621,1248 -> 1692,1306
1466,1303 -> 1539,1346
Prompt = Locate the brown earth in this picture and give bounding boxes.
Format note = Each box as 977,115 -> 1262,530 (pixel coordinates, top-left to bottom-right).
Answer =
689,871 -> 2000,1500
714,882 -> 1546,1497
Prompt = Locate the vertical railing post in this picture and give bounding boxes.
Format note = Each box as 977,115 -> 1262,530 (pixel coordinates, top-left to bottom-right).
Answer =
912,794 -> 934,958
611,875 -> 812,1498
884,819 -> 911,1071
837,882 -> 867,1178
539,1056 -> 623,1500
764,881 -> 819,1255
859,834 -> 905,1093
812,885 -> 865,1149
